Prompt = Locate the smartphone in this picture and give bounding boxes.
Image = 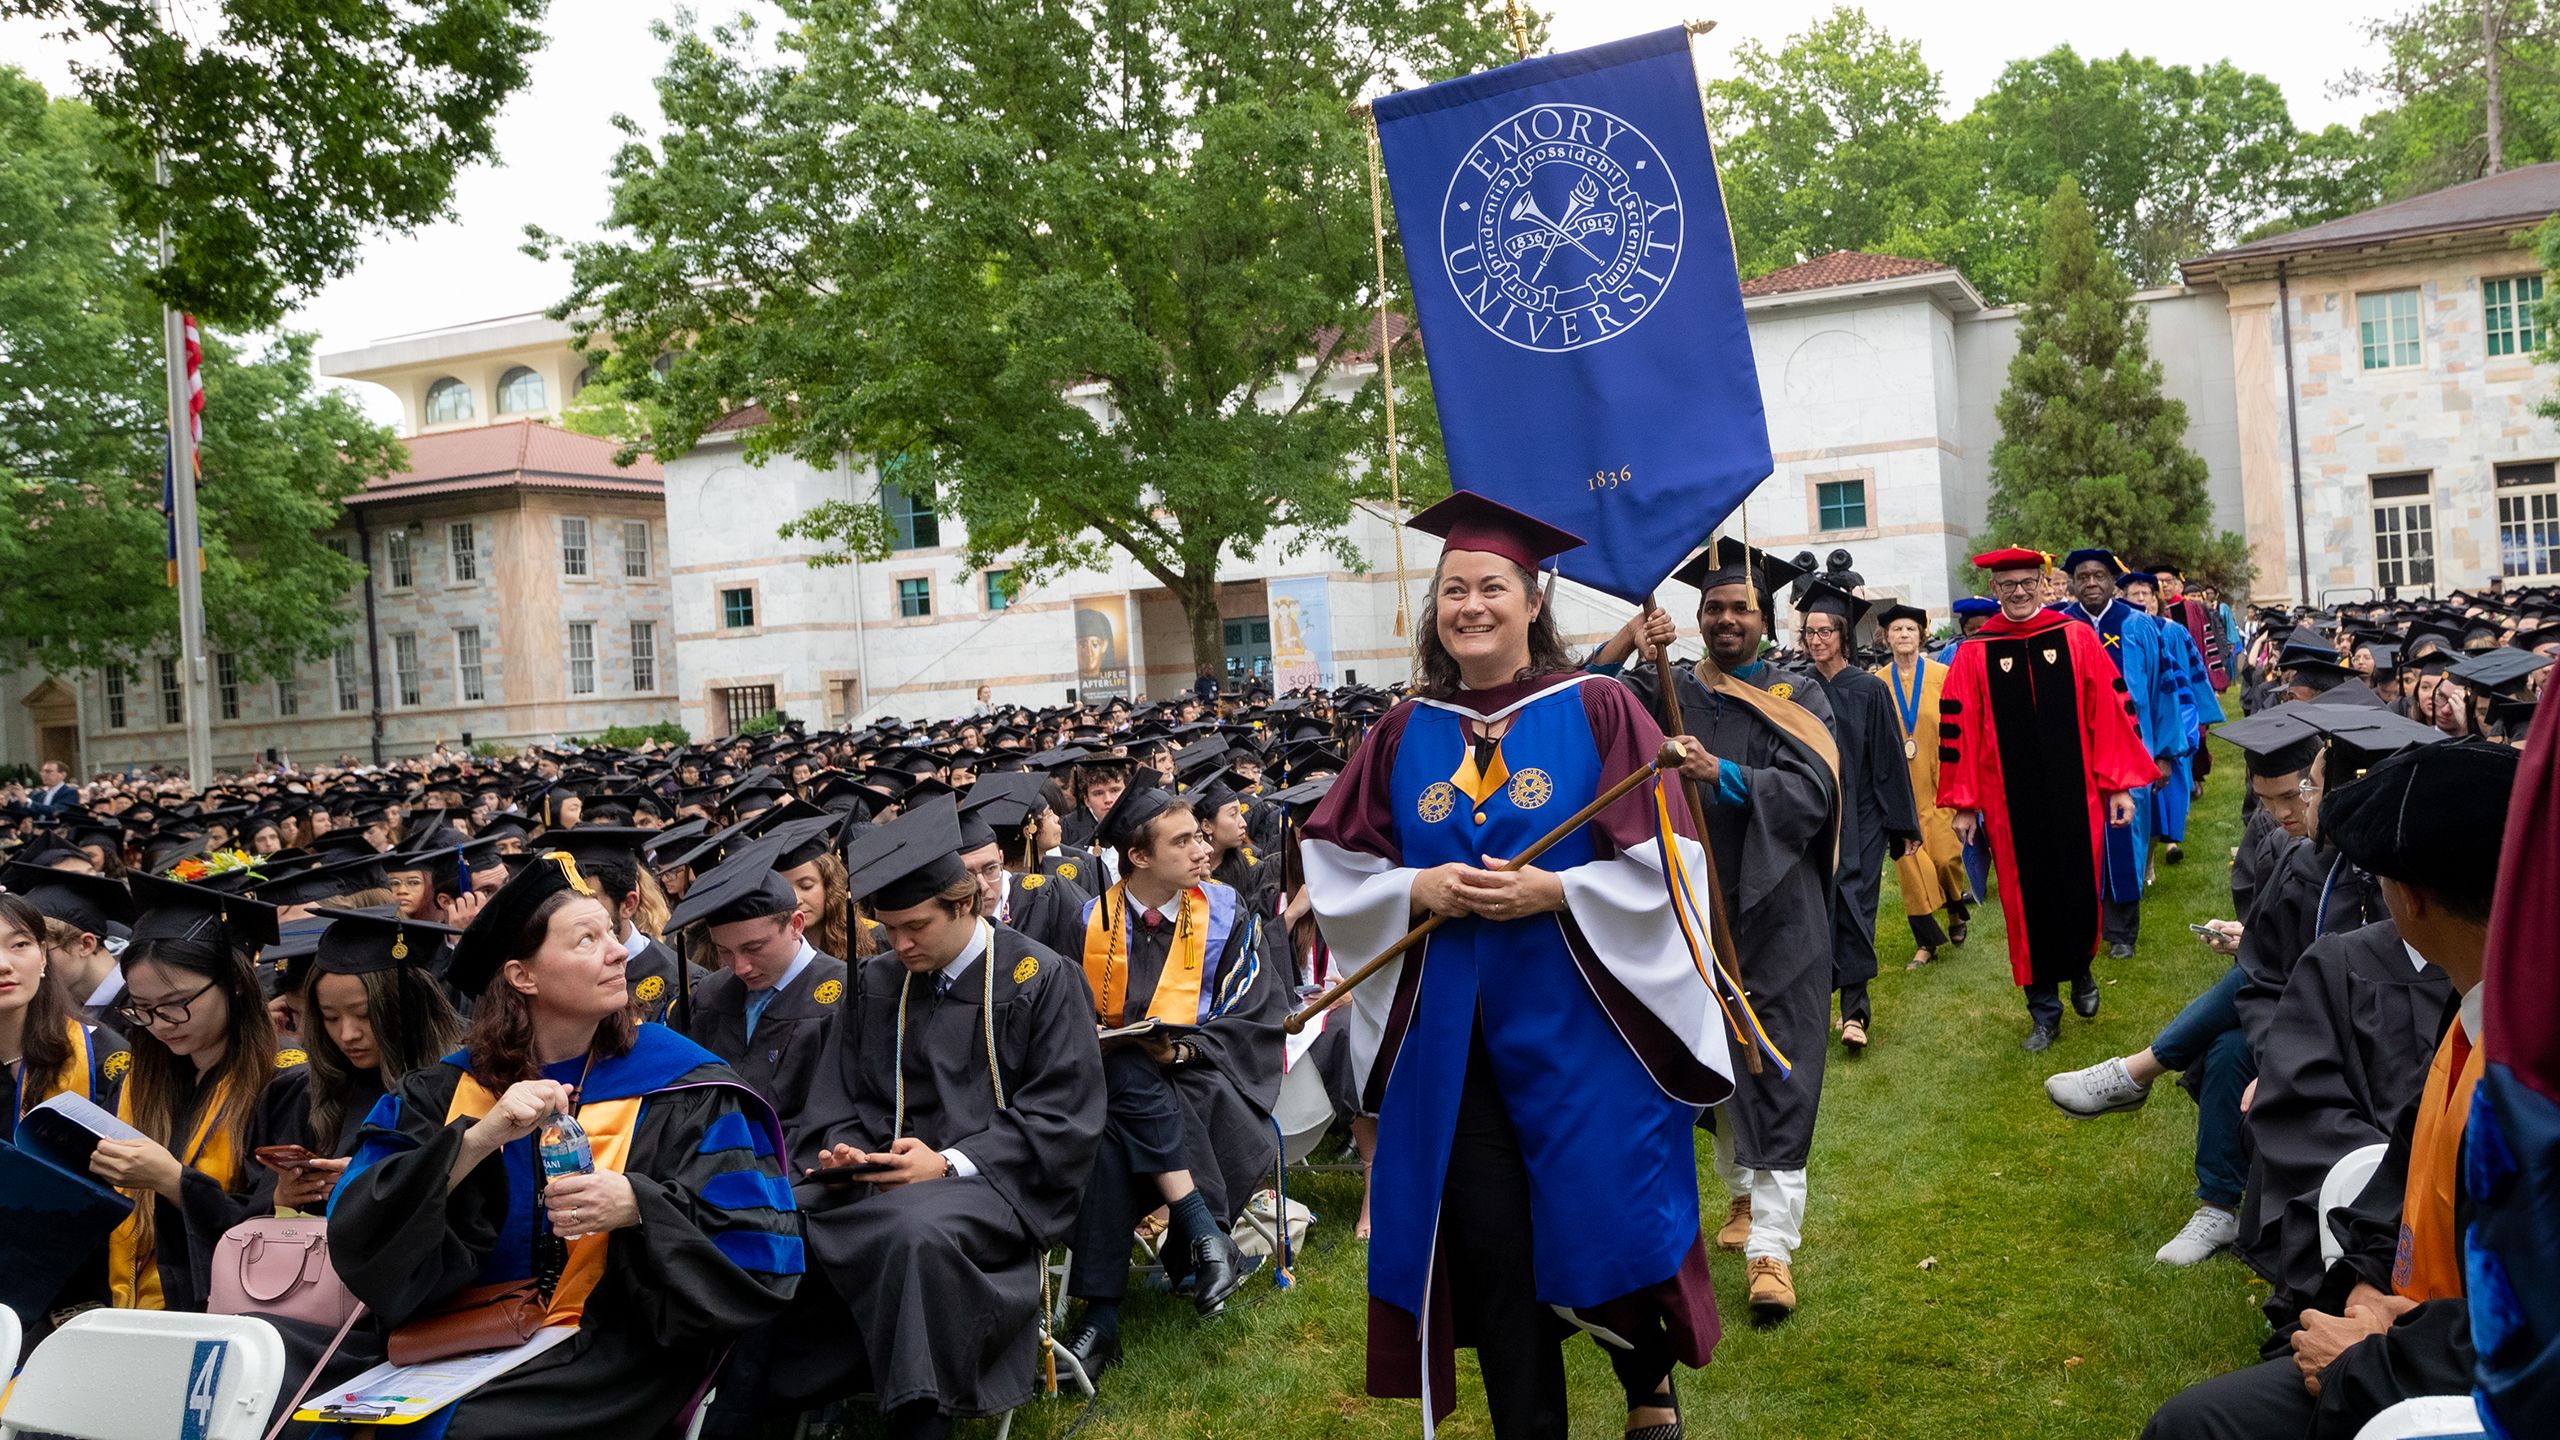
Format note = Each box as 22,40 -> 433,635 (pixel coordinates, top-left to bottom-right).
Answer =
808,1160 -> 899,1184
255,1144 -> 315,1170
2188,923 -> 2219,935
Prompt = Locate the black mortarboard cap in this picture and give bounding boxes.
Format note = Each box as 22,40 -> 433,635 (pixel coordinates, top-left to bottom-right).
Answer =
126,873 -> 282,952
250,853 -> 391,907
1,861 -> 134,938
2319,739 -> 2516,900
445,851 -> 603,997
311,907 -> 462,978
2211,707 -> 2326,778
665,834 -> 802,932
840,795 -> 970,911
1096,777 -> 1184,851
1795,580 -> 1871,628
1874,602 -> 1929,633
2447,647 -> 2552,695
959,772 -> 1049,834
1671,537 -> 1810,596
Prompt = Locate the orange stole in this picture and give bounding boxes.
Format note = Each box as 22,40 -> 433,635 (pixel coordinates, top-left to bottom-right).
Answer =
108,1070 -> 239,1311
2392,1022 -> 2485,1303
444,1079 -> 644,1328
1081,884 -> 1209,1026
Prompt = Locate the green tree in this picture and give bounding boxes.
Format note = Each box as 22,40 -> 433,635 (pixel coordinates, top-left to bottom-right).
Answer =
1983,177 -> 2251,592
544,1 -> 1515,671
1967,46 -> 2342,288
0,0 -> 548,325
0,70 -> 393,678
2340,0 -> 2560,199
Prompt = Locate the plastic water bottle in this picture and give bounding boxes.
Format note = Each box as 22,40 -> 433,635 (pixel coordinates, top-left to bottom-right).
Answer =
537,1109 -> 593,1179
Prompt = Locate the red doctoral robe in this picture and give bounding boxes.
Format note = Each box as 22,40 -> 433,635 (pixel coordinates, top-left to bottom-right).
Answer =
1934,609 -> 2155,985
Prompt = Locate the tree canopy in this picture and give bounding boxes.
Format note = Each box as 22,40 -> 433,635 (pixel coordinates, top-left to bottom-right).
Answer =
545,0 -> 1516,668
0,69 -> 393,679
0,0 -> 548,326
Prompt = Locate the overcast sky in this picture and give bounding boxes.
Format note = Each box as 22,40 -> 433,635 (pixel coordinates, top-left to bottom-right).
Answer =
6,0 -> 2406,424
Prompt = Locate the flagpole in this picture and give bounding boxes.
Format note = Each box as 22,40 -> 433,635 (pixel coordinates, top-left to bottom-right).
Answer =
155,153 -> 215,788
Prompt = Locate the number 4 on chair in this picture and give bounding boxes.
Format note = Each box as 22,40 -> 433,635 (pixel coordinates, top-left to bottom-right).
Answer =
183,1339 -> 228,1440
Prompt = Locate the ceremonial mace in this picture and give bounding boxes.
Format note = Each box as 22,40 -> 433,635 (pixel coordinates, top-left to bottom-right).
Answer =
1284,741 -> 1685,1033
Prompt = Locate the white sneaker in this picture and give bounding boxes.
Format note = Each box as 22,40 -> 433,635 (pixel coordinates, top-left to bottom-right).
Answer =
2044,1057 -> 2151,1118
2154,1205 -> 2239,1266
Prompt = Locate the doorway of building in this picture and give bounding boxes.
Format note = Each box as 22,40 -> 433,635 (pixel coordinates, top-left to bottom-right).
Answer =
1222,616 -> 1271,686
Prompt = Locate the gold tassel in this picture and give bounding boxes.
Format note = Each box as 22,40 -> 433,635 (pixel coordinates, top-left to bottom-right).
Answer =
1366,113 -> 1410,642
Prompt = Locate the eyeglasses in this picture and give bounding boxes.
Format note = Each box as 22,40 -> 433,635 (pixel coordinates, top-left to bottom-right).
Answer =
1990,578 -> 2042,595
112,977 -> 221,1029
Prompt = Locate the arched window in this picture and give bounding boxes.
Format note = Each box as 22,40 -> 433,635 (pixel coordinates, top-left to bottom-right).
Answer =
424,376 -> 474,426
496,366 -> 547,415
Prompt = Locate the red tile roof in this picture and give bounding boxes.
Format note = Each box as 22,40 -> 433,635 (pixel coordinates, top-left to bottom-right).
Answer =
1310,311 -> 1416,368
1739,250 -> 1954,298
350,419 -> 661,505
705,403 -> 770,435
2184,161 -> 2560,276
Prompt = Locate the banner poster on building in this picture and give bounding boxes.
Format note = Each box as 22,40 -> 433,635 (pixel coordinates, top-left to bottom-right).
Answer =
1267,576 -> 1335,693
1072,593 -> 1136,704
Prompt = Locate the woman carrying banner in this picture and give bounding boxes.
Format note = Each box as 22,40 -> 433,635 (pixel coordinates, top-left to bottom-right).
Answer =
1302,493 -> 1740,1440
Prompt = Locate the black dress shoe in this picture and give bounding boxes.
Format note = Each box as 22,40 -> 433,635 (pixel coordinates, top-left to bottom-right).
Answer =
2022,1024 -> 2059,1052
1190,1230 -> 1247,1317
2074,984 -> 2101,1019
1060,1321 -> 1122,1384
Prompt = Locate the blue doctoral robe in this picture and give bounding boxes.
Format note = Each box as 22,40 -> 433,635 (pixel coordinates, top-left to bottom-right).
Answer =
2053,600 -> 2187,901
2150,619 -> 2225,843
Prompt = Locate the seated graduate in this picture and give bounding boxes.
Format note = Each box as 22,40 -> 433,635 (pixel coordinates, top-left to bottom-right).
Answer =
0,890 -> 132,1335
671,820 -> 849,1127
93,875 -> 308,1312
2,860 -> 135,1021
2141,739 -> 2514,1440
320,850 -> 802,1439
957,772 -> 1094,957
716,797 -> 1105,1440
273,908 -> 465,1215
1058,780 -> 1282,1382
542,825 -> 701,1025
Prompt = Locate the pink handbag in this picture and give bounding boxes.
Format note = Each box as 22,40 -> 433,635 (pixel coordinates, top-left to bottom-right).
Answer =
210,1216 -> 361,1328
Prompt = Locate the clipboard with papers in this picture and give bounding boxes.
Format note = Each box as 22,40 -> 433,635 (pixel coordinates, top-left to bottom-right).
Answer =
292,1327 -> 577,1425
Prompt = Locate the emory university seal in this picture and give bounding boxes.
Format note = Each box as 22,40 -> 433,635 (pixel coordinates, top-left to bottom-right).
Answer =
1440,102 -> 1683,353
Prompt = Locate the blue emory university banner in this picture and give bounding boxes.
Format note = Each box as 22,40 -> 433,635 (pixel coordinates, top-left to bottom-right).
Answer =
1373,27 -> 1771,603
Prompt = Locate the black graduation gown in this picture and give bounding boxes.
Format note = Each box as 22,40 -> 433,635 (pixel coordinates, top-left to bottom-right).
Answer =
771,928 -> 1106,1418
1616,659 -> 1838,1171
2240,920 -> 2454,1321
318,1037 -> 802,1439
625,934 -> 703,1026
1002,870 -> 1090,959
2229,808 -> 2293,921
2233,841 -> 2386,1053
122,1055 -> 315,1314
1813,665 -> 1922,993
1089,886 -> 1285,1223
683,950 -> 846,1140
1040,845 -> 1102,892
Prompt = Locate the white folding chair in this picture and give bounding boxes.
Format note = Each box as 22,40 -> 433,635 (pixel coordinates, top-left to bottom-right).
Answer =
2320,1142 -> 2391,1267
0,1303 -> 20,1378
2349,1394 -> 2486,1440
0,1309 -> 284,1440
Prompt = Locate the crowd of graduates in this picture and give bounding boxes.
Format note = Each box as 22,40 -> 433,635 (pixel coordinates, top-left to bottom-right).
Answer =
0,525 -> 2553,1440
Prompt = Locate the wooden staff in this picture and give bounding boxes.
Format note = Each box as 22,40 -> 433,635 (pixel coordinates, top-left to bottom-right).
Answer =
1284,741 -> 1683,1033
1643,601 -> 1760,1074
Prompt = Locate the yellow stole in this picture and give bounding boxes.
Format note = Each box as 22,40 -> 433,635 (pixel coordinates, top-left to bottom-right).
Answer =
108,1069 -> 241,1310
2392,1021 -> 2485,1303
444,1077 -> 644,1328
42,1018 -> 97,1106
1693,659 -> 1844,868
1082,884 -> 1209,1027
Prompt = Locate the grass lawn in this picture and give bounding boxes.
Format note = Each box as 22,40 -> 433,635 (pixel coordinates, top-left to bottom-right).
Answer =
990,737 -> 2270,1439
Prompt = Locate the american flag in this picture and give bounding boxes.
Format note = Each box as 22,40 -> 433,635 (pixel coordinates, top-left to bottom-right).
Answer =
164,313 -> 204,584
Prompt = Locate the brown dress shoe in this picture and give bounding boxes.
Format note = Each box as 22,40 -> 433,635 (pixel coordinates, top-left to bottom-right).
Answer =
1746,1256 -> 1796,1323
1715,1194 -> 1753,1251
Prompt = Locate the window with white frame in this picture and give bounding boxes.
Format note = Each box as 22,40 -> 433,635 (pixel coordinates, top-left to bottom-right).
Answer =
105,667 -> 127,728
333,640 -> 360,712
2370,472 -> 2436,590
393,633 -> 422,707
2497,460 -> 2560,579
568,622 -> 596,695
623,520 -> 650,577
158,657 -> 182,724
449,520 -> 478,582
456,626 -> 486,701
630,621 -> 656,691
216,652 -> 239,719
561,517 -> 590,577
2358,289 -> 2422,370
385,528 -> 413,589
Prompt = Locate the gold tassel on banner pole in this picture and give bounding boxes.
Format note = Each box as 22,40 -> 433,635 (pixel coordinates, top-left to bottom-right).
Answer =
1364,113 -> 1411,642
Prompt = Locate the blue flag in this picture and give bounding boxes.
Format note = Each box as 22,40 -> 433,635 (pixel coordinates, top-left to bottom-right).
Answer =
1373,28 -> 1771,603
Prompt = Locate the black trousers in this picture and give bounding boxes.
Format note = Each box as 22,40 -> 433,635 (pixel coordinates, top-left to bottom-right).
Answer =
1835,982 -> 1871,1026
2103,895 -> 2143,947
1908,896 -> 1969,950
1067,1046 -> 1193,1301
2023,969 -> 2095,1029
1444,1028 -> 1671,1439
2141,1356 -> 2314,1440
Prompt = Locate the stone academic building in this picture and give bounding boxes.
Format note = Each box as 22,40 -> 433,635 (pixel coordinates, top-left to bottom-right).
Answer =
9,163 -> 2560,768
